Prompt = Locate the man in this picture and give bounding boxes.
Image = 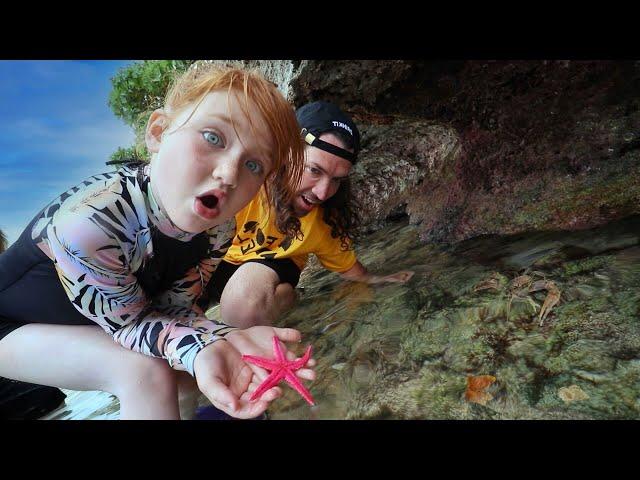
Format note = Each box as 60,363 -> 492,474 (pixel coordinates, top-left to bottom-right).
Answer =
207,101 -> 414,328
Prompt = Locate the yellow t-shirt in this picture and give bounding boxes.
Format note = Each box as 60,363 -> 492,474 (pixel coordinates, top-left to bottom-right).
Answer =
223,191 -> 357,273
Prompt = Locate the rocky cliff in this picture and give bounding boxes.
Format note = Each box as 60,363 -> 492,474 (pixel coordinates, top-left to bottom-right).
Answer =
229,60 -> 638,244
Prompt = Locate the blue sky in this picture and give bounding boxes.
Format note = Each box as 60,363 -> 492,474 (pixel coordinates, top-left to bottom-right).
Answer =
0,60 -> 137,246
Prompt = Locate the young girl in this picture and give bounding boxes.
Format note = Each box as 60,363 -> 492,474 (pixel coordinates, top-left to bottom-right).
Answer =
0,63 -> 316,420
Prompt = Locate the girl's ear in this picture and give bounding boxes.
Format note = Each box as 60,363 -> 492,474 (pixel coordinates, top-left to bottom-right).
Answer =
145,109 -> 169,153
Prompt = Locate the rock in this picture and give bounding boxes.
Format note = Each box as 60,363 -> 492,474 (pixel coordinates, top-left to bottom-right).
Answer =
289,60 -> 640,243
558,385 -> 590,403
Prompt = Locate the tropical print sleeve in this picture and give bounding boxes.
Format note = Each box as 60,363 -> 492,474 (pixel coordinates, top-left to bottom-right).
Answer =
38,167 -> 236,376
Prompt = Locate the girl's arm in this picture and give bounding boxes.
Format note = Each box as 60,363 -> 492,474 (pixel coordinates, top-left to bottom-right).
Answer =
45,194 -> 233,376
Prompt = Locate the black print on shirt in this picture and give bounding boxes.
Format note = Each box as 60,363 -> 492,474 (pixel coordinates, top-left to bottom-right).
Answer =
238,221 -> 285,257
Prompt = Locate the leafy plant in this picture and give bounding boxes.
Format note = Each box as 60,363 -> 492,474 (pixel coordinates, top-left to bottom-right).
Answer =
107,60 -> 194,164
0,228 -> 6,253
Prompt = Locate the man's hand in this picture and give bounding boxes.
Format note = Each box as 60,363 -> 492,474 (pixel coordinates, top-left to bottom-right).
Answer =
193,339 -> 283,419
340,261 -> 415,285
376,270 -> 415,284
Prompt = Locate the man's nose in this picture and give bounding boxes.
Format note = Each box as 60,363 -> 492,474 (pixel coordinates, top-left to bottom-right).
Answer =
212,155 -> 240,188
312,177 -> 333,201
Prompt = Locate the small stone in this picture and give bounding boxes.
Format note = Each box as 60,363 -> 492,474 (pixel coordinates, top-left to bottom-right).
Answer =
331,363 -> 347,371
558,385 -> 590,403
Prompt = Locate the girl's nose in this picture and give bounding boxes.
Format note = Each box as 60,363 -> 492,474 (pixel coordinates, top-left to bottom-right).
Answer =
212,155 -> 239,189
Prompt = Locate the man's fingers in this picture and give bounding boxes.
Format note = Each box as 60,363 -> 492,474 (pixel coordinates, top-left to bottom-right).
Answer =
399,270 -> 415,282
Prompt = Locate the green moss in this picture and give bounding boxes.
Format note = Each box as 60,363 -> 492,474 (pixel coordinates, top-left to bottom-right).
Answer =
499,159 -> 640,233
563,255 -> 610,276
411,369 -> 468,419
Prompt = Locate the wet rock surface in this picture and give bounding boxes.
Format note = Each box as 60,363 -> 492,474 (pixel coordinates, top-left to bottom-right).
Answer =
288,60 -> 640,243
201,60 -> 640,243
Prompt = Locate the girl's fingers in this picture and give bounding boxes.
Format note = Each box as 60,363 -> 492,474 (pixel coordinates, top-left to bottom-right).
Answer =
295,368 -> 316,381
234,387 -> 281,419
272,327 -> 301,344
242,400 -> 269,419
285,350 -> 316,367
258,386 -> 282,403
206,377 -> 239,413
248,380 -> 282,399
246,364 -> 269,382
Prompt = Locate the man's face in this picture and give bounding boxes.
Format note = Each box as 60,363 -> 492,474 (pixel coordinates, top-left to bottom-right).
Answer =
291,132 -> 353,217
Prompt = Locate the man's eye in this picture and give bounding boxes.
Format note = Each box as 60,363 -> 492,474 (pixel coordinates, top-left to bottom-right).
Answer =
245,160 -> 263,174
203,131 -> 223,146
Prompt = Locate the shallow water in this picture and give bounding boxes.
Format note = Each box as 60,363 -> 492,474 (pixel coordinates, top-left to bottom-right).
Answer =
269,215 -> 640,419
44,216 -> 640,419
42,389 -> 119,420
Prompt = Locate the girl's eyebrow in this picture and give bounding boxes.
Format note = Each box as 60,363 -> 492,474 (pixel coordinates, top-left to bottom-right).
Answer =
202,113 -> 233,125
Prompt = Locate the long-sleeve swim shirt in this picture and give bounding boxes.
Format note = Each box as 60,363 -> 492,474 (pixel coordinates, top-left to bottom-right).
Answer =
29,163 -> 236,376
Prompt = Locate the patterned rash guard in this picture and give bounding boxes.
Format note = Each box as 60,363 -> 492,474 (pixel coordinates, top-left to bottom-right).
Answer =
26,164 -> 236,376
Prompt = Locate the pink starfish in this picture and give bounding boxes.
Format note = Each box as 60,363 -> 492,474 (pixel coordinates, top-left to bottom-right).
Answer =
242,336 -> 315,406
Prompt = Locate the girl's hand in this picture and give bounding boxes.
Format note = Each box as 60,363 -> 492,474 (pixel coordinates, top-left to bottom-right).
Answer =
225,326 -> 316,383
193,339 -> 282,419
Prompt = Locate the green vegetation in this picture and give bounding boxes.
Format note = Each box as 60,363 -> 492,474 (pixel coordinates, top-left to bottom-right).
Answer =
0,228 -> 6,253
107,60 -> 194,163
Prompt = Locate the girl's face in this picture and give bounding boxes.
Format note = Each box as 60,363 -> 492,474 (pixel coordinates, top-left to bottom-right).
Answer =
146,90 -> 274,233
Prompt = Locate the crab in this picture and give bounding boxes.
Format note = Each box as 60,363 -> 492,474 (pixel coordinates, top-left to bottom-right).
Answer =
474,270 -> 561,326
472,271 -> 504,293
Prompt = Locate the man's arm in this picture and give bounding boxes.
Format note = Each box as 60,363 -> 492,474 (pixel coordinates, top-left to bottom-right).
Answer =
338,260 -> 414,284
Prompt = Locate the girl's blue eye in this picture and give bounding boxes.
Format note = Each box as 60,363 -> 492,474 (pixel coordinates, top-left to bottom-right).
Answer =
245,160 -> 263,174
203,131 -> 222,146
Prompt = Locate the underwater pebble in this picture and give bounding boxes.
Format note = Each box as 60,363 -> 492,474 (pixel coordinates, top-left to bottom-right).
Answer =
331,363 -> 347,371
558,385 -> 590,403
574,370 -> 608,384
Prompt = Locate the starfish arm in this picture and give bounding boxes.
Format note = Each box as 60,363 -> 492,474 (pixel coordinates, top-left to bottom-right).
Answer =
249,368 -> 285,402
289,345 -> 313,370
284,370 -> 315,406
272,336 -> 286,363
242,354 -> 279,370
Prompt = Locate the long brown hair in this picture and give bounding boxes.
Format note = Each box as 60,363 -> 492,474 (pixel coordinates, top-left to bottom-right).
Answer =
321,177 -> 361,250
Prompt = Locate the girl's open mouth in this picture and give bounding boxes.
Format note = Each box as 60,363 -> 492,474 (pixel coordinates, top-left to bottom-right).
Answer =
194,194 -> 220,220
